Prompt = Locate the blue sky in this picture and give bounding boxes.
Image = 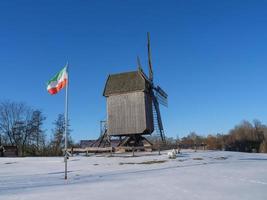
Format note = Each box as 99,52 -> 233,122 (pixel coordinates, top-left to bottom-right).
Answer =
1,0 -> 267,141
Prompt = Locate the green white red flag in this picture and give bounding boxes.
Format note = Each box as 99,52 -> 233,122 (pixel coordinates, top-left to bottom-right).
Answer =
47,66 -> 68,95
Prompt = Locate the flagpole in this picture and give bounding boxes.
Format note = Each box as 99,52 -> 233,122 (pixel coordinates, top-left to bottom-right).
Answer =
64,62 -> 69,180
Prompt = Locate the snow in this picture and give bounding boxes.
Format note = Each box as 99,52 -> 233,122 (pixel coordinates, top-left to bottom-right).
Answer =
1,150 -> 267,200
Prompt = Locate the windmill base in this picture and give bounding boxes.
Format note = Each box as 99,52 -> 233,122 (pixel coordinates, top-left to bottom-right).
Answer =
77,133 -> 153,154
116,134 -> 153,152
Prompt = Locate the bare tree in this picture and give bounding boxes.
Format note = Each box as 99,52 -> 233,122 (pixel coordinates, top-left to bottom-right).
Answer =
0,101 -> 33,156
50,114 -> 72,156
27,110 -> 46,155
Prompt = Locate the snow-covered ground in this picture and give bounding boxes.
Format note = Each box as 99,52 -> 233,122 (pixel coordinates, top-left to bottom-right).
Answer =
1,150 -> 267,200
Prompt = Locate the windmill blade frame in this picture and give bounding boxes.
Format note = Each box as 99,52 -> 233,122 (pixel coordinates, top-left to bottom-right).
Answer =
155,86 -> 168,99
155,91 -> 168,107
154,86 -> 168,107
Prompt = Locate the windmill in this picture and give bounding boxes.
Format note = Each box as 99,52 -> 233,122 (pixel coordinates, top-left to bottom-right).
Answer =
102,32 -> 168,149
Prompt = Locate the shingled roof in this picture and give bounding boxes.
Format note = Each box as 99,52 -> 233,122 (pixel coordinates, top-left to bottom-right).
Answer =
103,71 -> 150,96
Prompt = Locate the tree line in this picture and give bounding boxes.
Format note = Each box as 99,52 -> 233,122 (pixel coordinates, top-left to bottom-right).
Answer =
0,101 -> 74,156
162,120 -> 267,153
1,100 -> 267,156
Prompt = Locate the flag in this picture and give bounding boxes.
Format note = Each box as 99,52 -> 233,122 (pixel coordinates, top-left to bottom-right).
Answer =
47,66 -> 68,95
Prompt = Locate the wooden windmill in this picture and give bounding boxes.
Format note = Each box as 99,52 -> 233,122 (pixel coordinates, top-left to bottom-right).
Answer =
103,33 -> 168,148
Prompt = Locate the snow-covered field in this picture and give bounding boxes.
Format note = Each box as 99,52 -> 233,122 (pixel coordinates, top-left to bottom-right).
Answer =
1,150 -> 267,200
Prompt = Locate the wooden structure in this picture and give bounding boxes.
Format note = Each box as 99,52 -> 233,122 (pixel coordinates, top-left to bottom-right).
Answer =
0,146 -> 18,157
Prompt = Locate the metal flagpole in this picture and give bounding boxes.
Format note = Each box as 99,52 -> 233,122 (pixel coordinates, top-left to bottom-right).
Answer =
64,62 -> 69,180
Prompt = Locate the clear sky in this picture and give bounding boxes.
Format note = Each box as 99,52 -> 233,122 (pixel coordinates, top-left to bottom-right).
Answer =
1,0 -> 267,141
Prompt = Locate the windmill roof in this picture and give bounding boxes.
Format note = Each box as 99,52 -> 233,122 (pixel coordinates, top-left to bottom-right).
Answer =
103,71 -> 150,96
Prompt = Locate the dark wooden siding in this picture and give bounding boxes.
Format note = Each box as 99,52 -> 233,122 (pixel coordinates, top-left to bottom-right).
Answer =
107,91 -> 154,136
145,93 -> 154,133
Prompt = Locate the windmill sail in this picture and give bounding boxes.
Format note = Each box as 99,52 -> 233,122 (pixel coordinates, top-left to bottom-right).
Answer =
147,32 -> 167,142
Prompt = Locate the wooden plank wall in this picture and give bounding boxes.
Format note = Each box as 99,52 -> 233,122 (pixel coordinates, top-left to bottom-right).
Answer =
107,91 -> 153,136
